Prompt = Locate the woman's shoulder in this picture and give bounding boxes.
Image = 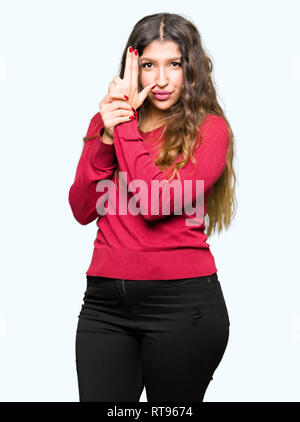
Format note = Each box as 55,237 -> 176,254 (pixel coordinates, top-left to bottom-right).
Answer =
195,113 -> 229,151
203,113 -> 227,126
201,113 -> 229,135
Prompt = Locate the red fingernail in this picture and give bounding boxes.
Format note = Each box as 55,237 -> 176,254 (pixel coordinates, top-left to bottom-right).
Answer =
129,46 -> 133,53
132,107 -> 136,113
134,49 -> 138,56
152,84 -> 157,89
124,95 -> 129,100
129,115 -> 135,119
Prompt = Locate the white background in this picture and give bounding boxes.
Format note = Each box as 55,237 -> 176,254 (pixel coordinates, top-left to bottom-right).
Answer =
0,0 -> 299,402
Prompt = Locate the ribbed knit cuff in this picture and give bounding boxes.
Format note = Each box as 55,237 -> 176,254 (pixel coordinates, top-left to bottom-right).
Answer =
114,115 -> 143,142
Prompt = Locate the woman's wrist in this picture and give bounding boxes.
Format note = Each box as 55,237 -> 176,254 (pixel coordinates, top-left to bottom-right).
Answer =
100,127 -> 114,145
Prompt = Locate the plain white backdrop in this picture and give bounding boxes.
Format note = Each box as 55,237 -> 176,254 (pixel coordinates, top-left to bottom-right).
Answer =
0,0 -> 299,402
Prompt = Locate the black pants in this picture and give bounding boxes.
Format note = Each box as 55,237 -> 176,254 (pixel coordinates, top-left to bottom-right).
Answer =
75,272 -> 230,402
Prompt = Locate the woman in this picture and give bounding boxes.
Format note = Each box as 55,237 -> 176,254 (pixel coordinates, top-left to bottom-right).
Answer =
68,12 -> 237,402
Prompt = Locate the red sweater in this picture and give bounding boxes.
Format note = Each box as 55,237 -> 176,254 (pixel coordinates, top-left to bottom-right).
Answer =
68,111 -> 229,280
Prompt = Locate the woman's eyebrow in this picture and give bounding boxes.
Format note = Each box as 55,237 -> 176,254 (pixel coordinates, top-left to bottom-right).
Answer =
140,56 -> 181,61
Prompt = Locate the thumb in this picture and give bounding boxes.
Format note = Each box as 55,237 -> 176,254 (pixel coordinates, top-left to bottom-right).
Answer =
102,92 -> 112,104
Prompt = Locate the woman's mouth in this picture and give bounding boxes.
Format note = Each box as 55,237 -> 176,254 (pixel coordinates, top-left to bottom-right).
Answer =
153,92 -> 172,101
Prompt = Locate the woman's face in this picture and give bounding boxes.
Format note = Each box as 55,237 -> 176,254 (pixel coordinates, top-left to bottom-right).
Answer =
139,40 -> 184,115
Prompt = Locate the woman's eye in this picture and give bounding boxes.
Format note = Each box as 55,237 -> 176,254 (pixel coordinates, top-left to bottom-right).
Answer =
141,62 -> 181,69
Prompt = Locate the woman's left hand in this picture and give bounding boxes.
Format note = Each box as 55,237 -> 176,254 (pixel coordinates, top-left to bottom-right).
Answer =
107,46 -> 156,112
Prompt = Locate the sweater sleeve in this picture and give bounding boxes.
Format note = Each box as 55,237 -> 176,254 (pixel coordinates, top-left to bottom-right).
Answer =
113,114 -> 229,223
68,112 -> 117,225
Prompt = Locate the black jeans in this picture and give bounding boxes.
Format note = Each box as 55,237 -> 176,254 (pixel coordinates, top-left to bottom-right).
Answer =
75,272 -> 230,402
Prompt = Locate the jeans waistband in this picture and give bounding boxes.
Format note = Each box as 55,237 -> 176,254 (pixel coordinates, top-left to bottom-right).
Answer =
86,272 -> 218,284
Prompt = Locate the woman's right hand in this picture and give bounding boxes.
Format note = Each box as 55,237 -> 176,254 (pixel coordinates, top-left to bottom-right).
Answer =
99,90 -> 135,139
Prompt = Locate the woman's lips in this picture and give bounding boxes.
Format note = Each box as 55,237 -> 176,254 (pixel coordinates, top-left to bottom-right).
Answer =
153,93 -> 172,101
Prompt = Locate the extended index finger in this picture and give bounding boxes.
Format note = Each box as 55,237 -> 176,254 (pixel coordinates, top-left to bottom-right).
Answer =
123,46 -> 133,84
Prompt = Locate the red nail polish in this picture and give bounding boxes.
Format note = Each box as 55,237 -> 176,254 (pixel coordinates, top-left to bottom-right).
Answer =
124,95 -> 129,100
132,107 -> 136,113
152,84 -> 157,89
129,115 -> 135,119
134,49 -> 138,56
129,46 -> 133,53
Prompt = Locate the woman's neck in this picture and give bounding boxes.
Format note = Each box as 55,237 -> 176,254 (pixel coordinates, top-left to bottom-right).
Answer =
139,114 -> 166,132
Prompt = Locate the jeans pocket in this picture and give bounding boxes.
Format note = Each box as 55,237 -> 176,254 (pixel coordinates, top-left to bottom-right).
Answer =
174,272 -> 219,288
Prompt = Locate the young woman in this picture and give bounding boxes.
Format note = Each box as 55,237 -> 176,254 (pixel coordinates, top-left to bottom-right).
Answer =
68,12 -> 237,402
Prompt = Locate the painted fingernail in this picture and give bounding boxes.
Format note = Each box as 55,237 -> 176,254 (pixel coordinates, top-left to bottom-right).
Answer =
124,95 -> 129,100
132,107 -> 136,113
129,115 -> 135,119
134,49 -> 138,56
152,84 -> 157,89
129,46 -> 133,53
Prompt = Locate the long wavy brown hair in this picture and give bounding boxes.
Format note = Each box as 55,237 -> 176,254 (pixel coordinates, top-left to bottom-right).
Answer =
84,12 -> 237,237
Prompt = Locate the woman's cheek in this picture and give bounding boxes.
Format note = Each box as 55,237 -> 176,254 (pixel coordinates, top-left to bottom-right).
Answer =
140,70 -> 154,86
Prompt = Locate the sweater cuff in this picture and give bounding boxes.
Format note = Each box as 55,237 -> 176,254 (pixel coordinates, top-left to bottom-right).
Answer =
114,116 -> 143,141
92,127 -> 116,169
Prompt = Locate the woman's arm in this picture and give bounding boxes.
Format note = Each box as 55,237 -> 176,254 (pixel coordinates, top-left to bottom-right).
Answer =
68,112 -> 117,225
113,114 -> 229,223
